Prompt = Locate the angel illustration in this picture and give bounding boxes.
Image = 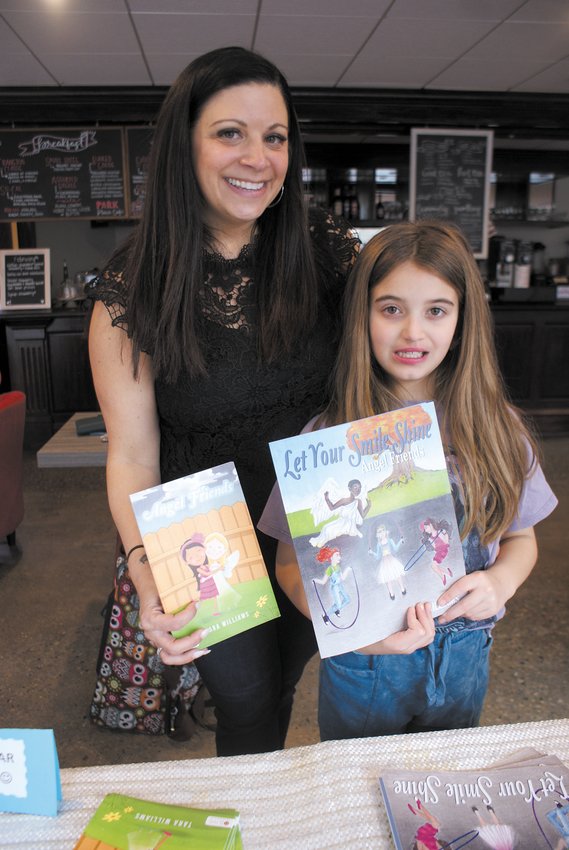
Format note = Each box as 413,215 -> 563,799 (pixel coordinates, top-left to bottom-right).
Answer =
471,804 -> 517,850
204,531 -> 241,610
368,523 -> 407,600
309,477 -> 371,548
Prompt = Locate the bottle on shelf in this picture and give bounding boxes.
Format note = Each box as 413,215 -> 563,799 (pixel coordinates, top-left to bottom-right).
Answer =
349,186 -> 360,221
375,189 -> 385,221
342,185 -> 351,220
332,186 -> 343,217
60,260 -> 72,301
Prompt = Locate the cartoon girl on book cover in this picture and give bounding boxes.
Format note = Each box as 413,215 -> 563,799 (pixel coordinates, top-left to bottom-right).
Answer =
309,478 -> 371,548
313,546 -> 352,623
420,518 -> 453,585
180,532 -> 221,613
471,804 -> 517,850
204,531 -> 241,611
368,522 -> 407,601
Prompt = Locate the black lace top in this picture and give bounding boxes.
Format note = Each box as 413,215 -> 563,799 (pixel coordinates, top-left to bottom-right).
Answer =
88,209 -> 360,525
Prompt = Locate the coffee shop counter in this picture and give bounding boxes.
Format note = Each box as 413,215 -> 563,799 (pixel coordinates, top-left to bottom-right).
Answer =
1,719 -> 567,849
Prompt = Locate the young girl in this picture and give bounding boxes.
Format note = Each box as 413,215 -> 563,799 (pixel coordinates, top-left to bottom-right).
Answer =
258,220 -> 557,740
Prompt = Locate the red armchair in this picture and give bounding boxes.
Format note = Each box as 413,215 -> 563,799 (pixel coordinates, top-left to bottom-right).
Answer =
0,391 -> 26,548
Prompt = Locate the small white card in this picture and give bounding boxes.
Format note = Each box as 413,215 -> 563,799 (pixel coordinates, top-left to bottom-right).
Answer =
0,729 -> 61,816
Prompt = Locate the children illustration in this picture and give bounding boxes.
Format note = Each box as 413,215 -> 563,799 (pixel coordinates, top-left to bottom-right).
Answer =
313,546 -> 352,623
179,532 -> 220,614
309,478 -> 371,547
471,804 -> 517,850
368,523 -> 407,600
420,518 -> 453,585
204,531 -> 241,611
261,220 -> 557,741
407,799 -> 446,850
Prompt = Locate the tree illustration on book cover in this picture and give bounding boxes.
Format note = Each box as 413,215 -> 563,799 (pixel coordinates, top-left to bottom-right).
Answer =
269,402 -> 466,658
129,461 -> 280,648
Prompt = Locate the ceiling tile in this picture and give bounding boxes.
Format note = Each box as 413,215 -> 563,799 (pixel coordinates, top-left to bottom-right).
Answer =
339,53 -> 454,88
39,53 -> 152,86
509,0 -> 569,22
386,0 -> 523,20
0,52 -> 55,84
267,53 -> 354,87
0,1 -> 123,9
513,59 -> 569,93
429,57 -> 555,91
133,12 -> 255,53
130,0 -> 256,10
465,21 -> 569,62
0,15 -> 30,52
2,10 -> 139,54
256,15 -> 376,54
260,0 -> 390,15
145,52 -> 209,86
353,17 -> 496,58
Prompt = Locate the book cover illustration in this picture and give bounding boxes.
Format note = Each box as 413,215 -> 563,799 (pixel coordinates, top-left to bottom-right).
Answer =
130,461 -> 280,647
269,402 -> 466,658
73,793 -> 242,849
379,751 -> 569,850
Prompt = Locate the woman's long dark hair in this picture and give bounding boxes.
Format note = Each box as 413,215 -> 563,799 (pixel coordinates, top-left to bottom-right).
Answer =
124,46 -> 319,382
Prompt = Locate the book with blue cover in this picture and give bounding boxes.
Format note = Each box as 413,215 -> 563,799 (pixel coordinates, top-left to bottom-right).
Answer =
268,402 -> 466,658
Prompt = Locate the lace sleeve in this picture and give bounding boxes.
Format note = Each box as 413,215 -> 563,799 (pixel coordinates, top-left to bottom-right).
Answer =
84,253 -> 129,330
309,206 -> 361,281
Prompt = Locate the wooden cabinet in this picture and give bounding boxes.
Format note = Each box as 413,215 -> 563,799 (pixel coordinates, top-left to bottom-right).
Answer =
1,308 -> 98,448
491,303 -> 569,433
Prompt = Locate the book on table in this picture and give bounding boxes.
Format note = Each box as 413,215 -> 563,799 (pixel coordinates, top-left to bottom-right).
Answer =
73,793 -> 242,849
130,461 -> 279,647
378,748 -> 569,850
268,402 -> 466,658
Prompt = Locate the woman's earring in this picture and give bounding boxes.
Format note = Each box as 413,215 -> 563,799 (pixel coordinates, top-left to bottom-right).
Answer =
267,186 -> 284,208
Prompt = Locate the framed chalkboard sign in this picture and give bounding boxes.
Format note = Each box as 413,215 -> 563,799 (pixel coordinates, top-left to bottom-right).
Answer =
410,128 -> 493,259
0,248 -> 51,311
0,128 -> 127,221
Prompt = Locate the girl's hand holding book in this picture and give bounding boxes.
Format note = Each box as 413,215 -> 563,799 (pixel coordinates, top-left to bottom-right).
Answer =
437,526 -> 538,624
357,602 -> 435,655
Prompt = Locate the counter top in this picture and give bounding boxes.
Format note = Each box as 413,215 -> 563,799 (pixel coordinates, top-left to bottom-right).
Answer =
1,719 -> 567,849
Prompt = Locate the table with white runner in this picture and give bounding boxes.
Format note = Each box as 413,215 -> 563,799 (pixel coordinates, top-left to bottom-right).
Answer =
1,719 -> 567,849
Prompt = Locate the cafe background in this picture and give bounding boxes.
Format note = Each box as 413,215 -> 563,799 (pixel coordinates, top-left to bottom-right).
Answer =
1,2 -> 569,447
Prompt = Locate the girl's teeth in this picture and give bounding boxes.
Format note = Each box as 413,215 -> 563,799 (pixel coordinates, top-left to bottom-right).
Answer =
227,178 -> 264,190
398,351 -> 424,359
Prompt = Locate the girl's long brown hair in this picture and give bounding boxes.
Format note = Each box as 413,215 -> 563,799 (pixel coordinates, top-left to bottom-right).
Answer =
324,220 -> 537,545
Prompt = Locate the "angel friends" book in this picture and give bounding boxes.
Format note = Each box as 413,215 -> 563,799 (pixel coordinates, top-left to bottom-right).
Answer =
129,461 -> 280,648
73,793 -> 242,849
268,402 -> 466,658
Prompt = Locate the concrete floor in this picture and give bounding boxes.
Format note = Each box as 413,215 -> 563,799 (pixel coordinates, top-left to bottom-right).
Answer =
0,436 -> 567,769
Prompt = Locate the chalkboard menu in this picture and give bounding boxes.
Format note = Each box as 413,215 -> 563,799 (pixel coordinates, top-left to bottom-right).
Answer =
0,128 -> 127,221
0,248 -> 51,310
410,128 -> 493,258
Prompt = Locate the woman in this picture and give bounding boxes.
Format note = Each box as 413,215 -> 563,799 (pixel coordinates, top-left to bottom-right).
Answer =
88,46 -> 360,756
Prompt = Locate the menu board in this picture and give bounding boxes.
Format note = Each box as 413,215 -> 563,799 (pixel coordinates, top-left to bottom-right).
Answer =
0,128 -> 127,221
125,126 -> 154,218
409,128 -> 493,258
0,248 -> 51,311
